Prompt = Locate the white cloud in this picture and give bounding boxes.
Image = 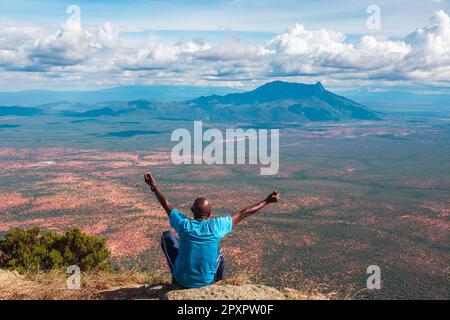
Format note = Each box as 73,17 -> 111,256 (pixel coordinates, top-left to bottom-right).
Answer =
194,36 -> 262,60
118,36 -> 211,71
0,10 -> 449,89
266,24 -> 411,72
0,18 -> 41,69
31,18 -> 101,67
265,11 -> 450,84
266,23 -> 349,56
403,10 -> 450,68
98,22 -> 119,49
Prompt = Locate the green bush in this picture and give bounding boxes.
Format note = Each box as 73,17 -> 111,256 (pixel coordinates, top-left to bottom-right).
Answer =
0,227 -> 111,273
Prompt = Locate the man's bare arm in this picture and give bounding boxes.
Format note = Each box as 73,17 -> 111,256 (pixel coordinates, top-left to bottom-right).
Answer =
144,172 -> 174,216
231,191 -> 280,227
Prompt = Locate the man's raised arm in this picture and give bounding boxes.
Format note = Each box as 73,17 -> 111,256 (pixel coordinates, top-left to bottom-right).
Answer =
144,172 -> 174,216
231,191 -> 280,227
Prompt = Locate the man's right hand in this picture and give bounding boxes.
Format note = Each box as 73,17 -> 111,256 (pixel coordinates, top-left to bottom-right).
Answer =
144,172 -> 157,189
266,191 -> 280,203
144,172 -> 174,215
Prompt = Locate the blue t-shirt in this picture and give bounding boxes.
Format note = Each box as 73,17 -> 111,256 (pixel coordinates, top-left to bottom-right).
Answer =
169,209 -> 233,288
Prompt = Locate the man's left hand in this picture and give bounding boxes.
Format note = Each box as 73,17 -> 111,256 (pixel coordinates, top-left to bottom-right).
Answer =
266,191 -> 280,203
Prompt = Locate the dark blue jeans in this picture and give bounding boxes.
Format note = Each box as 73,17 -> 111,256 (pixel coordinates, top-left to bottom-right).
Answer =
160,231 -> 225,286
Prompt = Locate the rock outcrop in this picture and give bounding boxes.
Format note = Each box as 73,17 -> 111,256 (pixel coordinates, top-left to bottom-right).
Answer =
164,284 -> 292,300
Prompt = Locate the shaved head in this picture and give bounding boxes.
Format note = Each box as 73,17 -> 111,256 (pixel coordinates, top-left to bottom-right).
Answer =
191,197 -> 212,220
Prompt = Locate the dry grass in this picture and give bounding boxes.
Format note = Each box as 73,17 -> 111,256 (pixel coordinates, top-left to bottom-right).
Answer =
222,269 -> 262,286
80,269 -> 171,292
0,268 -> 171,300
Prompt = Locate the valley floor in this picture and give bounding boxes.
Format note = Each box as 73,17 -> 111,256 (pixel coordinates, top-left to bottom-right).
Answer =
1,114 -> 449,299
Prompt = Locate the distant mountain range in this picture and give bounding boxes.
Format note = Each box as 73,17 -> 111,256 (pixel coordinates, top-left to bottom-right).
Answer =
0,106 -> 43,117
0,86 -> 242,106
343,89 -> 450,106
0,81 -> 380,123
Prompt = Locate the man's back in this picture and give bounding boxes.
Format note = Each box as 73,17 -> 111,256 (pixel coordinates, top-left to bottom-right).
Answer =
145,171 -> 279,288
169,209 -> 232,288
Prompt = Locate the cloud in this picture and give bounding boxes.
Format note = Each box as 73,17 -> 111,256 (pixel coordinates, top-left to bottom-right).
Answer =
402,10 -> 450,71
194,36 -> 263,61
30,18 -> 111,67
98,22 -> 119,49
266,23 -> 410,73
0,10 -> 449,89
266,23 -> 349,56
118,37 -> 211,71
265,10 -> 450,84
0,18 -> 41,69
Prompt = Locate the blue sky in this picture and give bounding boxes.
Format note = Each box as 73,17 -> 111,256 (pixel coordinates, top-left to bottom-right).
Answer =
0,0 -> 449,91
1,0 -> 447,35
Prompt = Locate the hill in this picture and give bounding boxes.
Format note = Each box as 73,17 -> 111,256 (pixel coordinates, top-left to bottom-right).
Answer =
180,81 -> 380,122
0,106 -> 43,117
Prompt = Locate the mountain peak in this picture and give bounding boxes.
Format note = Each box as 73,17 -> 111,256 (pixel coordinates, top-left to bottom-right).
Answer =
188,80 -> 379,122
251,80 -> 327,97
257,80 -> 324,90
199,80 -> 330,105
315,81 -> 325,91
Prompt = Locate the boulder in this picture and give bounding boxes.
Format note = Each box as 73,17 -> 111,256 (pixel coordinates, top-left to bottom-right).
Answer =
164,284 -> 287,300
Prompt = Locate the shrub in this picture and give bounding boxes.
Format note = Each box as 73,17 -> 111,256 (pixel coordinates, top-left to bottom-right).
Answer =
0,227 -> 111,273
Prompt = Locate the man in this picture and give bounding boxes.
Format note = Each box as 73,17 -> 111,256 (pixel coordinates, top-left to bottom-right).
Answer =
144,172 -> 280,288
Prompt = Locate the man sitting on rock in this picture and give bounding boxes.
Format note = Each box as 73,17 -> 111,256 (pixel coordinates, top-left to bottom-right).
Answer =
144,172 -> 280,288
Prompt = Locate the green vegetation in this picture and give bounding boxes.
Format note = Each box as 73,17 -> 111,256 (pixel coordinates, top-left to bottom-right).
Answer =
0,227 -> 111,273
